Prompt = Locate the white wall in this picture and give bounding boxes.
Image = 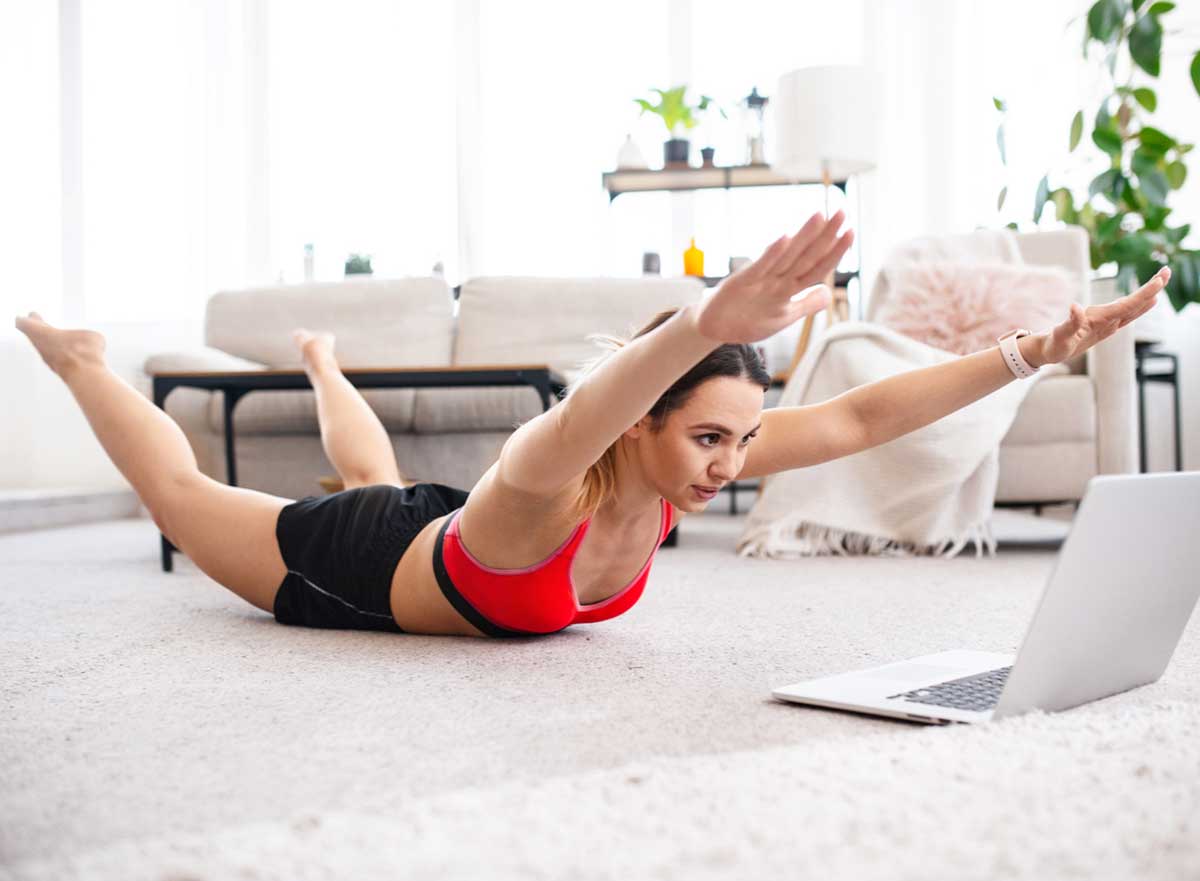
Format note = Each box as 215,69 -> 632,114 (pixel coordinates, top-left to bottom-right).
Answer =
1,320 -> 203,491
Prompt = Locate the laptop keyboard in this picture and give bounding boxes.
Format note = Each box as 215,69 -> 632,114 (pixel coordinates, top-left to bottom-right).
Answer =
887,666 -> 1012,713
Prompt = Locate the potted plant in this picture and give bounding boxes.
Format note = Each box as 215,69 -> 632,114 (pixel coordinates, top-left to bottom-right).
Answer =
344,253 -> 373,276
635,85 -> 726,168
995,0 -> 1200,314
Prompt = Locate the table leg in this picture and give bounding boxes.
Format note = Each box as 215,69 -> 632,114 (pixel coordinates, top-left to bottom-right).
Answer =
223,390 -> 240,487
1136,361 -> 1148,474
1171,355 -> 1183,472
153,378 -> 176,572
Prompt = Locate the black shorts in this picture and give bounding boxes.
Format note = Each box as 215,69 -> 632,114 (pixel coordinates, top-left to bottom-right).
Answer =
272,482 -> 471,632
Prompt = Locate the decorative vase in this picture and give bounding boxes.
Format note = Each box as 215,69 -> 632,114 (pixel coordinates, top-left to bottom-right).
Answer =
663,138 -> 690,168
616,134 -> 648,170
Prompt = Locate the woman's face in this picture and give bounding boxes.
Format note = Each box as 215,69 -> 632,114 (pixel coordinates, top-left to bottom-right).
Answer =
629,375 -> 765,512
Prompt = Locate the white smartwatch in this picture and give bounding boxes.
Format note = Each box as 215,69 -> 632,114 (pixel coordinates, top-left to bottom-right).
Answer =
997,328 -> 1039,379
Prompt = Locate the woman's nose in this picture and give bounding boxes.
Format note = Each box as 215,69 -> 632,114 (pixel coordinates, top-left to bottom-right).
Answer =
710,451 -> 738,481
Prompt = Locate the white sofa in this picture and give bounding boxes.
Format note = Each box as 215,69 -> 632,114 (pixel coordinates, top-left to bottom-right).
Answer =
146,230 -> 1135,504
866,227 -> 1136,503
145,275 -> 706,499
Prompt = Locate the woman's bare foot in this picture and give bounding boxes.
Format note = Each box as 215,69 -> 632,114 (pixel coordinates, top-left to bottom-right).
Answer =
292,328 -> 337,374
14,312 -> 106,379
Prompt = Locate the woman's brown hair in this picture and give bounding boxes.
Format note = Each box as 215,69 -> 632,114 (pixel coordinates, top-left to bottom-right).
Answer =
564,308 -> 772,518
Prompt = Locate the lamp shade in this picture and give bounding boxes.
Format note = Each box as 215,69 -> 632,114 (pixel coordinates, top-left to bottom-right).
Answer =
773,65 -> 881,181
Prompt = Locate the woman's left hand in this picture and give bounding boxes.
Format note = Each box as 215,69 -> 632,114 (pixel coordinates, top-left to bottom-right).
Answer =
1033,267 -> 1171,366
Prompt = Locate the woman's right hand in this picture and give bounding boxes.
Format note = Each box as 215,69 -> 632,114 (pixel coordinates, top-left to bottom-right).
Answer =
693,211 -> 854,344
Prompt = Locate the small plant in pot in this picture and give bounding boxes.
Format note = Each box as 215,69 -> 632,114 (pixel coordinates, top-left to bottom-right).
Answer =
344,253 -> 373,276
634,85 -> 725,168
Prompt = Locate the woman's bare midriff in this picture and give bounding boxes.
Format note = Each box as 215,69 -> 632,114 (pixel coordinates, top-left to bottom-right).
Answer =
388,512 -> 483,636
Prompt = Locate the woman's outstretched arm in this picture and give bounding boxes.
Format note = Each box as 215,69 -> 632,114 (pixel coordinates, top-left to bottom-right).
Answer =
737,267 -> 1170,480
496,211 -> 854,498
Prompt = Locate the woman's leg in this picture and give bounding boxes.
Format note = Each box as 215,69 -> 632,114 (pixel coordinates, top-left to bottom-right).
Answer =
293,329 -> 406,489
15,313 -> 287,613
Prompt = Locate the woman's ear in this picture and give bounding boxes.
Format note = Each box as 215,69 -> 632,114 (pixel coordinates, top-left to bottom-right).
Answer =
623,414 -> 653,440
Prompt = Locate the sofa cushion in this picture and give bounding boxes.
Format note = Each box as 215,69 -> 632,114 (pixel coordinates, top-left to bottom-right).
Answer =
205,277 -> 455,368
411,386 -> 545,433
453,276 -> 706,372
1000,373 -> 1096,446
202,388 -> 417,436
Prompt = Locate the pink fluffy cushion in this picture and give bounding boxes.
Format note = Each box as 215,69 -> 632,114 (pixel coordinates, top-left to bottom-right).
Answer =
873,262 -> 1078,355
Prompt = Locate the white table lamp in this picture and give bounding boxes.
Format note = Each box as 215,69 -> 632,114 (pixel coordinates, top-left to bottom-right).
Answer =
772,65 -> 881,371
773,65 -> 881,186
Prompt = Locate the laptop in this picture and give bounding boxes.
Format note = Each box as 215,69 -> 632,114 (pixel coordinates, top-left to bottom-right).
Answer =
772,472 -> 1200,725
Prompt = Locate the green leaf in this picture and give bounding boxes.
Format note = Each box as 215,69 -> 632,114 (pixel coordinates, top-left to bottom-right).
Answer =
1143,205 -> 1171,230
1069,111 -> 1084,151
1093,127 -> 1124,156
1087,0 -> 1123,42
1191,51 -> 1200,99
1135,258 -> 1165,294
997,186 -> 1007,211
1140,169 -> 1170,204
1051,188 -> 1078,224
1132,149 -> 1160,178
1165,223 -> 1191,245
1097,214 -> 1124,241
1139,126 -> 1175,154
993,96 -> 1007,112
1132,87 -> 1157,112
1079,203 -> 1098,231
1129,14 -> 1163,77
997,125 -> 1007,166
1089,168 -> 1129,207
1034,175 -> 1051,221
1147,1 -> 1175,14
1165,252 -> 1199,311
1166,161 -> 1187,189
1109,234 -> 1155,263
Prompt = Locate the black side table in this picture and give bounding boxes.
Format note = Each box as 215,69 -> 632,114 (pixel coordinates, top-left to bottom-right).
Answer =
1134,341 -> 1182,473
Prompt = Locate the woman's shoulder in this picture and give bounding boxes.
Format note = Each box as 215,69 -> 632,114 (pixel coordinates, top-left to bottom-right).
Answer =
454,463 -> 588,568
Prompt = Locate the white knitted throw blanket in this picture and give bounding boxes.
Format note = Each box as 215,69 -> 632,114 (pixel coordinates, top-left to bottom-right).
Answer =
738,322 -> 1052,559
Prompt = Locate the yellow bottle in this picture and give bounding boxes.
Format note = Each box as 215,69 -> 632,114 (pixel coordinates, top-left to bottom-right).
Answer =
683,237 -> 705,277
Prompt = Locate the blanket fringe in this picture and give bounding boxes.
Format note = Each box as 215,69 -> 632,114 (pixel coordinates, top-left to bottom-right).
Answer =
736,514 -> 997,560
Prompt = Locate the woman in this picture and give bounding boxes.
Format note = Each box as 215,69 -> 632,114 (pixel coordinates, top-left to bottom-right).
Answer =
15,211 -> 1168,637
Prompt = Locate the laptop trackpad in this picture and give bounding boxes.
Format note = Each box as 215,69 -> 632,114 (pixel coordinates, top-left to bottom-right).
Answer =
864,662 -> 963,682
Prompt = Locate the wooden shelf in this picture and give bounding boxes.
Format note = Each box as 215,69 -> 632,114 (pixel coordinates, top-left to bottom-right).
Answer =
602,164 -> 847,200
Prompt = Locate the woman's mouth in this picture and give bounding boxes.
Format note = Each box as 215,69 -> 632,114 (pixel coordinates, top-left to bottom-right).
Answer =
691,485 -> 720,501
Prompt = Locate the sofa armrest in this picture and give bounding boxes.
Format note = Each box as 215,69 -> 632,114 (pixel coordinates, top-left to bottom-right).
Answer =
144,347 -> 268,376
1087,323 -> 1137,476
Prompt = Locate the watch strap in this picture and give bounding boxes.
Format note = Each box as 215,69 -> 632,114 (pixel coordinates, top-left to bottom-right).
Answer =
997,329 -> 1038,379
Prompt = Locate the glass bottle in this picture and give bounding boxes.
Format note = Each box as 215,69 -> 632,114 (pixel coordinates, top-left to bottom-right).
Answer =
683,238 -> 705,277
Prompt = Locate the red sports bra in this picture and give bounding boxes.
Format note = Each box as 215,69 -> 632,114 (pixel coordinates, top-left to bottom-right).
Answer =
432,498 -> 673,637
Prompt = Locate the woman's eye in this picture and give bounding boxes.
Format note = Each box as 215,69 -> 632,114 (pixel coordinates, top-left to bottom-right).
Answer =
698,434 -> 720,446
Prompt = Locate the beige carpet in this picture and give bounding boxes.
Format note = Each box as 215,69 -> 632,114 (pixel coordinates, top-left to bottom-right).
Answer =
1,510 -> 1197,880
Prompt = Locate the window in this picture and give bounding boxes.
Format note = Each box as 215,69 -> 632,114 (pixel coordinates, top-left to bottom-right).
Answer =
0,2 -> 61,328
80,0 -> 206,322
266,0 -> 457,283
